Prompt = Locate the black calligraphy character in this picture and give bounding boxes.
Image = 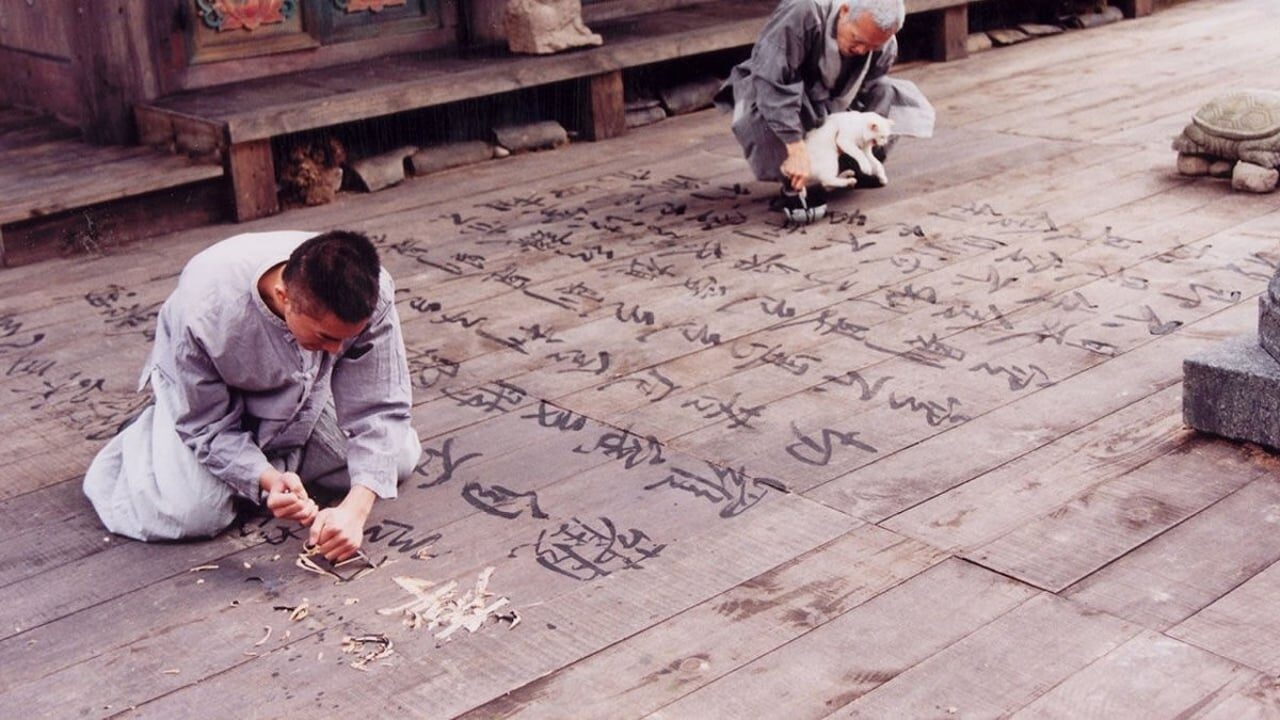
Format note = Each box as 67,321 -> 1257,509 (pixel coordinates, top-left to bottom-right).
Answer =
441,380 -> 526,413
512,517 -> 665,581
521,400 -> 588,432
596,368 -> 680,403
573,427 -> 666,469
415,437 -> 483,488
363,519 -> 440,554
461,482 -> 549,520
785,423 -> 878,466
815,370 -> 892,400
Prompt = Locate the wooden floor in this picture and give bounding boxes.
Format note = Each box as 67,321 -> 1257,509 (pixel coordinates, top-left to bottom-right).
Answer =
0,106 -> 224,266
5,1 -> 1280,716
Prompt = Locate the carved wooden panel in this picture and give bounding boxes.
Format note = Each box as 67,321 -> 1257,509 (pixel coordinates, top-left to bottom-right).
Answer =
311,0 -> 441,42
189,0 -> 318,63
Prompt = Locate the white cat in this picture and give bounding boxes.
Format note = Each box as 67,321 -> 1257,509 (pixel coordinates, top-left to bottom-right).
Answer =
805,111 -> 893,190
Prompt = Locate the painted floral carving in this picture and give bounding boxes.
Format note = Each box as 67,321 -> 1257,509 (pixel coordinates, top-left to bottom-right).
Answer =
196,0 -> 298,31
334,0 -> 408,12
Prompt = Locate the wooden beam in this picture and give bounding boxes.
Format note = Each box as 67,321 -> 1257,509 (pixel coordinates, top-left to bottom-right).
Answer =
1114,0 -> 1155,18
69,0 -> 162,145
581,70 -> 627,142
226,140 -> 279,222
928,5 -> 969,63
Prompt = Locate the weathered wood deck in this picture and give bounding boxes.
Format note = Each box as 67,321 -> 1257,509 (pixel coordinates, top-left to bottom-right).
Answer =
5,1 -> 1280,716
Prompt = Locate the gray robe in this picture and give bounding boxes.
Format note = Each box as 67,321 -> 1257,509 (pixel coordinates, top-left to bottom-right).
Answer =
83,231 -> 421,541
715,0 -> 935,182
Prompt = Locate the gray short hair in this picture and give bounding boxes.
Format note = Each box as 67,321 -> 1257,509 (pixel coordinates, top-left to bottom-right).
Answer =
850,0 -> 906,31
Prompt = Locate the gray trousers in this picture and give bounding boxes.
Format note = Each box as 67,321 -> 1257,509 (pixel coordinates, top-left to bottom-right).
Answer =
83,389 -> 421,542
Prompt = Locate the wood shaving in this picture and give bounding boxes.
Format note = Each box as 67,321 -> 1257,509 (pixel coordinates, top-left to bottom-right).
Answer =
341,634 -> 393,671
242,561 -> 253,570
271,554 -> 281,562
296,553 -> 343,582
272,600 -> 310,622
496,610 -> 522,630
188,565 -> 219,573
344,598 -> 360,606
378,567 -> 514,641
296,545 -> 383,583
254,626 -> 272,647
411,545 -> 435,560
195,578 -> 205,585
243,651 -> 259,658
161,669 -> 180,675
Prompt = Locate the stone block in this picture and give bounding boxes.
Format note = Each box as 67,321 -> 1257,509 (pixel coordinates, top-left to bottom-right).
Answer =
659,77 -> 722,116
1233,161 -> 1280,193
1183,333 -> 1280,450
493,121 -> 569,153
409,141 -> 496,176
625,105 -> 667,129
1209,159 -> 1235,178
1260,277 -> 1280,363
1176,153 -> 1211,176
966,32 -> 993,54
349,146 -> 416,192
504,0 -> 602,55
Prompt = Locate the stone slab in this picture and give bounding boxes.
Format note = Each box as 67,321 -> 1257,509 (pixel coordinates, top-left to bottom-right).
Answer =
1184,333 -> 1280,450
1259,285 -> 1280,364
409,141 -> 496,176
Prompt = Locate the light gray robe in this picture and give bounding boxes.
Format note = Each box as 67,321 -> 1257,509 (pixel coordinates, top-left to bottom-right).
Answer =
83,231 -> 421,541
715,0 -> 936,182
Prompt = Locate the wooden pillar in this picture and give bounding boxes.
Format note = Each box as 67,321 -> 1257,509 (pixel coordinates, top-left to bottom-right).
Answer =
1114,0 -> 1155,18
226,140 -> 280,222
929,5 -> 969,63
581,70 -> 627,142
70,1 -> 162,145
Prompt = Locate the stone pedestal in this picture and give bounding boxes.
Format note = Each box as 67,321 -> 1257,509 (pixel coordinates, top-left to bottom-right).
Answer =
1184,334 -> 1280,451
1184,273 -> 1280,450
504,0 -> 602,55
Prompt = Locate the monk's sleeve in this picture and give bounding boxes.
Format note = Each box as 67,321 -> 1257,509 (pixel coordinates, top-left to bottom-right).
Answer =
160,330 -> 273,501
752,1 -> 817,144
330,272 -> 415,500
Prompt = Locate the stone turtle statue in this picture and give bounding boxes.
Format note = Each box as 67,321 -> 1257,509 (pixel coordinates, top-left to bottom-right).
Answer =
1173,89 -> 1280,193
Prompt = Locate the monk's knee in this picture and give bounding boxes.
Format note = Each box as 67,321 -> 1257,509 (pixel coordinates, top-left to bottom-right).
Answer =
396,432 -> 423,486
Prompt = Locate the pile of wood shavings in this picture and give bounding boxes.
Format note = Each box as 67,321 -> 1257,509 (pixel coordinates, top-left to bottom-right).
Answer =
377,566 -> 516,640
341,634 -> 393,671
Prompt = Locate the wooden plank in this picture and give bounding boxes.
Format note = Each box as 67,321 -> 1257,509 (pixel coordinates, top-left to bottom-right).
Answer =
226,139 -> 279,222
927,5 -> 968,63
610,559 -> 1034,720
581,70 -> 627,142
1199,675 -> 1280,720
1064,474 -> 1280,631
143,0 -> 779,143
965,439 -> 1268,592
1115,0 -> 1156,18
1,446 -> 855,717
1170,560 -> 1280,676
881,385 -> 1187,553
458,527 -> 952,719
69,0 -> 162,145
827,593 -> 1139,718
807,196 -> 1280,523
1008,630 -> 1255,719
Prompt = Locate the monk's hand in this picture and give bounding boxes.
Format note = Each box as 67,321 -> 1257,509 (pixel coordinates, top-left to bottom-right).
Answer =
260,469 -> 318,526
308,485 -> 376,562
781,140 -> 811,192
